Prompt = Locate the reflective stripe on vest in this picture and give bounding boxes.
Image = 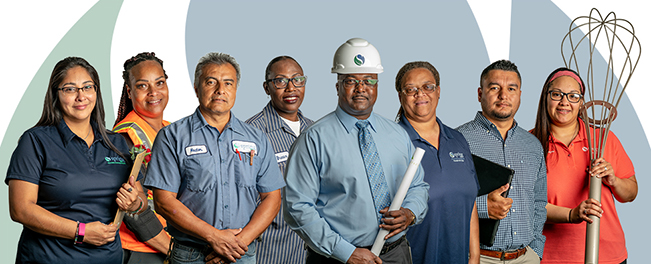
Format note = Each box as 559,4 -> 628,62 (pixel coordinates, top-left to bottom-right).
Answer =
114,122 -> 152,149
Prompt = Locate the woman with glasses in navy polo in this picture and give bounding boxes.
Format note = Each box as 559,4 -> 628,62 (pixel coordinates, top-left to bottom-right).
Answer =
395,61 -> 480,264
6,57 -> 146,263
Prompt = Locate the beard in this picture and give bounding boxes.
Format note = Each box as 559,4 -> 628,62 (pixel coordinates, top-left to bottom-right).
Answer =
486,108 -> 514,120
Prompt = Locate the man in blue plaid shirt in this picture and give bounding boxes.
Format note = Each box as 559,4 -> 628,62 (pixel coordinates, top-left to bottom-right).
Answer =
457,60 -> 546,263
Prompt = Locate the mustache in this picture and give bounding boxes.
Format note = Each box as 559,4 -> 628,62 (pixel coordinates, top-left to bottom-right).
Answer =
353,94 -> 368,100
495,100 -> 511,106
210,96 -> 227,101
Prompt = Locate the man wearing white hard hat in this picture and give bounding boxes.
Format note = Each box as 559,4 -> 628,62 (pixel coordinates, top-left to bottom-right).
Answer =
283,38 -> 429,264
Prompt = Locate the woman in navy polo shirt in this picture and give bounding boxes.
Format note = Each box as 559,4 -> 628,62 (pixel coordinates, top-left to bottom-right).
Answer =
6,57 -> 147,263
395,61 -> 480,264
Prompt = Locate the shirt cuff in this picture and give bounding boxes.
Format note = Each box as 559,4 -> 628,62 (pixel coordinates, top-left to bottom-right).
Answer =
477,194 -> 489,219
332,240 -> 356,263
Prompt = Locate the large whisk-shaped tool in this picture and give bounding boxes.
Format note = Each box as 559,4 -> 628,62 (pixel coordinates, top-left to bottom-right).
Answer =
561,8 -> 641,264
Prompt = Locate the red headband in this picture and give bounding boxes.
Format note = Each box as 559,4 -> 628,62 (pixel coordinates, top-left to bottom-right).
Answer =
549,70 -> 584,94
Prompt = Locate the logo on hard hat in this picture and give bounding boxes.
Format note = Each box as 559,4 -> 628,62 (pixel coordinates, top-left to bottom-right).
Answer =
354,54 -> 365,66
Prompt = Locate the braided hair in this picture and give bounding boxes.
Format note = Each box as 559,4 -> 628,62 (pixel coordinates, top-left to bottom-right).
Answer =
114,52 -> 167,126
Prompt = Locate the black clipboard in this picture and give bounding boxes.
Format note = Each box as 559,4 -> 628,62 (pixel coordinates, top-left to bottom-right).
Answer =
472,154 -> 515,247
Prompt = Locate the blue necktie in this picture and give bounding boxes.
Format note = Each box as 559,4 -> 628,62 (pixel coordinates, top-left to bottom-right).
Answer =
356,120 -> 392,223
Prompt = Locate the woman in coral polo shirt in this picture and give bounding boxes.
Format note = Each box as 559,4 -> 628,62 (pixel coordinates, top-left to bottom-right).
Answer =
113,52 -> 171,264
531,67 -> 638,264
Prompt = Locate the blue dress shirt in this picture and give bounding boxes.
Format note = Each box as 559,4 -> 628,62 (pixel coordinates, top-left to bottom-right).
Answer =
144,108 -> 285,245
399,116 -> 479,264
456,112 -> 547,258
283,106 -> 429,263
246,102 -> 314,264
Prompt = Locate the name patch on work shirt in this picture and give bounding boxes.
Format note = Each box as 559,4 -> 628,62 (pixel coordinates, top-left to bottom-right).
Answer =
185,145 -> 207,156
232,140 -> 257,153
449,152 -> 465,162
275,151 -> 289,163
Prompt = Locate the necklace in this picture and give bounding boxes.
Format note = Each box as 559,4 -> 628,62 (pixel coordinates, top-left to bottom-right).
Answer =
570,122 -> 580,141
82,127 -> 92,140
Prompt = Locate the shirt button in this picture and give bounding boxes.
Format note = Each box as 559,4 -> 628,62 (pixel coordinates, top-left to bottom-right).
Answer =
221,159 -> 225,163
510,186 -> 514,190
225,205 -> 229,209
520,160 -> 523,163
507,165 -> 511,168
512,208 -> 516,212
514,232 -> 517,235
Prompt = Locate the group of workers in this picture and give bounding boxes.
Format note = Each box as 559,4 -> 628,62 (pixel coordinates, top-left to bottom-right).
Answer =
6,37 -> 637,264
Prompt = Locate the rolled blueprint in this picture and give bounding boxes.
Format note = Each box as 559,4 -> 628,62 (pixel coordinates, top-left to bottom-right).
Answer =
371,147 -> 425,256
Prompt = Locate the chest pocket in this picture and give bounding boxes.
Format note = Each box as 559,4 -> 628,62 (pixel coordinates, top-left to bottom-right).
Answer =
515,150 -> 542,193
233,151 -> 257,188
183,154 -> 217,192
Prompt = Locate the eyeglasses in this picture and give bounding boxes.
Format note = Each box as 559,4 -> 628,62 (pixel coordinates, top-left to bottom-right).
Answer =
58,84 -> 96,95
402,84 -> 437,96
266,76 -> 307,89
548,90 -> 582,103
341,78 -> 378,88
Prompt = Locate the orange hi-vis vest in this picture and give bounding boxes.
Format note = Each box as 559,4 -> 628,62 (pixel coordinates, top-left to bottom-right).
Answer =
113,111 -> 170,253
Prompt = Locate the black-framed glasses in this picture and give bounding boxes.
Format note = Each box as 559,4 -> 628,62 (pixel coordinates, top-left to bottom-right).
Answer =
402,84 -> 437,96
341,78 -> 378,88
548,90 -> 582,103
266,76 -> 307,89
58,84 -> 96,95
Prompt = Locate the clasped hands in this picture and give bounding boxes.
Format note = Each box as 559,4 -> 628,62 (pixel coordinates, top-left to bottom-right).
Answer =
204,228 -> 248,264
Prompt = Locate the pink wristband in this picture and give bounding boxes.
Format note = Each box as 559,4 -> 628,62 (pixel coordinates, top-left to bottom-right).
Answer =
75,222 -> 85,244
79,222 -> 86,236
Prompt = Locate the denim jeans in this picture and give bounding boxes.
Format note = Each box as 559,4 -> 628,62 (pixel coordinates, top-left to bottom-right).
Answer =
170,240 -> 257,264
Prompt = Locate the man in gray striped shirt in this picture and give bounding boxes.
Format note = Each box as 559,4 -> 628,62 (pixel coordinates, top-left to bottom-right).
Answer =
456,60 -> 546,263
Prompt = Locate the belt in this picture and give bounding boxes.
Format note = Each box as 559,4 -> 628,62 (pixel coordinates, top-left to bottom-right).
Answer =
480,247 -> 527,260
363,235 -> 406,255
173,239 -> 212,256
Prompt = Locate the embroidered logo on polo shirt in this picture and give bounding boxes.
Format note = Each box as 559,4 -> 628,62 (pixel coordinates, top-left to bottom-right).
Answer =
582,147 -> 588,152
449,152 -> 465,162
275,151 -> 289,163
105,156 -> 126,165
186,145 -> 208,156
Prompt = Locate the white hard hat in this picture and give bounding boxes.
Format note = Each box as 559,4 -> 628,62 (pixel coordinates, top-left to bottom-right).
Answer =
331,38 -> 383,74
